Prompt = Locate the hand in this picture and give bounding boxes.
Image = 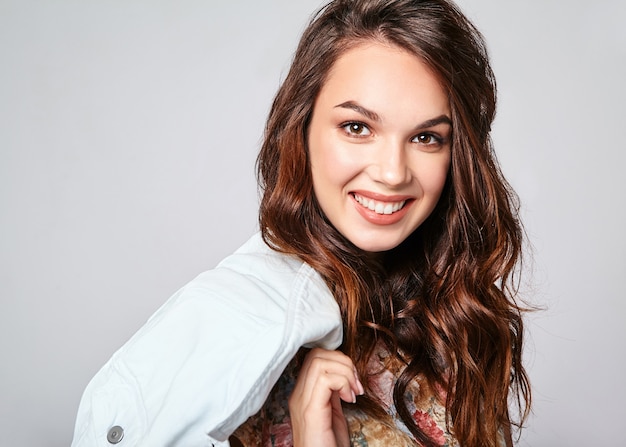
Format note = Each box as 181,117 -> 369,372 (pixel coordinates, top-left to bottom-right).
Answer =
288,348 -> 364,447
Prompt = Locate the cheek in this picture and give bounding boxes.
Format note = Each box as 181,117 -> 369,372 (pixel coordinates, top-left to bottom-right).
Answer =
309,137 -> 332,187
310,135 -> 359,187
309,135 -> 339,206
414,155 -> 451,194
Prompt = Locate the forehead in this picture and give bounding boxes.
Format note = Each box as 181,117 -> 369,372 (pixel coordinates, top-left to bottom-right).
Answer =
316,41 -> 450,120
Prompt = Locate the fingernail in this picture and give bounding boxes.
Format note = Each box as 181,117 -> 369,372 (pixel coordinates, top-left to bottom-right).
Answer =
351,390 -> 356,403
356,378 -> 365,396
353,367 -> 365,395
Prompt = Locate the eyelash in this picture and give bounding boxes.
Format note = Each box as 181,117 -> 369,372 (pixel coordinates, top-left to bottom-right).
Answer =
340,121 -> 445,146
412,133 -> 445,146
340,121 -> 371,137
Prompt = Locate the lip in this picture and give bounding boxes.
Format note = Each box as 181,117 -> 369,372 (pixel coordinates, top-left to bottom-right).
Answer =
351,190 -> 414,202
350,190 -> 414,225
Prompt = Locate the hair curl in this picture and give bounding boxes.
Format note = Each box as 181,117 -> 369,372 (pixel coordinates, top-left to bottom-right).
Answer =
257,1 -> 531,445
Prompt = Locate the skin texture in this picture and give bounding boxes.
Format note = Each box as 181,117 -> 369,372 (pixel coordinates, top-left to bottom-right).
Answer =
288,349 -> 363,447
290,42 -> 452,445
307,42 -> 451,253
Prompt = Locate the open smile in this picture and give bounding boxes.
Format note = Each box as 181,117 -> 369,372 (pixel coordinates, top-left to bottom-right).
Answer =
352,193 -> 408,215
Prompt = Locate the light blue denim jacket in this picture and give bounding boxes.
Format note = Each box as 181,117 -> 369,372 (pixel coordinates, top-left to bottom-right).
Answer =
71,233 -> 343,446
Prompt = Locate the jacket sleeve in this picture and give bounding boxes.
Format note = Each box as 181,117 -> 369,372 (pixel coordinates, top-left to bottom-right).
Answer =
71,239 -> 342,447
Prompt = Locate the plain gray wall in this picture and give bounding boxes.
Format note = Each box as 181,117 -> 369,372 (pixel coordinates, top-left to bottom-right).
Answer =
1,1 -> 624,445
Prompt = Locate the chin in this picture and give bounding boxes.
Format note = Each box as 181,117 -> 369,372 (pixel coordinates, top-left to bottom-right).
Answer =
349,234 -> 408,253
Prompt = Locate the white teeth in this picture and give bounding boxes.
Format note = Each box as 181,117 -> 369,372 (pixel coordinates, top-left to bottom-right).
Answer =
353,194 -> 406,215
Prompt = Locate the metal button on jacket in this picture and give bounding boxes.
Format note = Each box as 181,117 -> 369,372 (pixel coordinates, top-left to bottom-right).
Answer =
107,426 -> 124,444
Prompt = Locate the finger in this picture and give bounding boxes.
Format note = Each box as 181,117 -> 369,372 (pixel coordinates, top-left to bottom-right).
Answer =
299,349 -> 364,397
296,355 -> 361,404
292,364 -> 356,409
292,370 -> 356,420
316,371 -> 356,405
289,350 -> 357,447
330,392 -> 351,446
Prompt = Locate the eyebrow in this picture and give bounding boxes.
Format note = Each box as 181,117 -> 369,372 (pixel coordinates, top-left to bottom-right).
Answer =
335,101 -> 381,122
417,115 -> 452,129
334,100 -> 452,129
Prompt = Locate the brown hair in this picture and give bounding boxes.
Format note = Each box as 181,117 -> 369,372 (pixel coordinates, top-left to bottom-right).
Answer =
257,0 -> 531,445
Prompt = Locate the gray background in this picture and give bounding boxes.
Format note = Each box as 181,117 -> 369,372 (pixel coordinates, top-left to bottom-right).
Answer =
1,0 -> 624,445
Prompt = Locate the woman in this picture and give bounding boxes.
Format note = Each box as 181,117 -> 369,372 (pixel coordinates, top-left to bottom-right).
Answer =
72,0 -> 530,446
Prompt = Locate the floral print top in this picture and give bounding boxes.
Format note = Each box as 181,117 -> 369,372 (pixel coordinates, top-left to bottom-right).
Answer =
231,343 -> 506,447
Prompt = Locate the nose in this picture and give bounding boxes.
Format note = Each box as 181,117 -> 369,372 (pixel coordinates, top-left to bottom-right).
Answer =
373,139 -> 411,187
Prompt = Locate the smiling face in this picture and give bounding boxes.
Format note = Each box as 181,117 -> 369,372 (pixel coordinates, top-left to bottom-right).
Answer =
307,41 -> 452,253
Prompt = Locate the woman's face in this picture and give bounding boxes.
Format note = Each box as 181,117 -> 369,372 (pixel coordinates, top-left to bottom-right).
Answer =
308,41 -> 452,252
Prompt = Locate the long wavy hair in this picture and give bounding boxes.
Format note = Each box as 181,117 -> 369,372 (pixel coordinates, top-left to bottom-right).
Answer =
257,0 -> 531,445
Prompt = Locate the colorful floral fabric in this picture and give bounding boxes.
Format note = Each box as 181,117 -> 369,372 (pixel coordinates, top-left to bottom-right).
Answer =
232,344 -> 434,446
231,344 -> 505,447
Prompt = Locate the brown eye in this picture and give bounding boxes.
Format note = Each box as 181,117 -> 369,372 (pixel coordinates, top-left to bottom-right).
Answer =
342,122 -> 371,137
413,133 -> 442,145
